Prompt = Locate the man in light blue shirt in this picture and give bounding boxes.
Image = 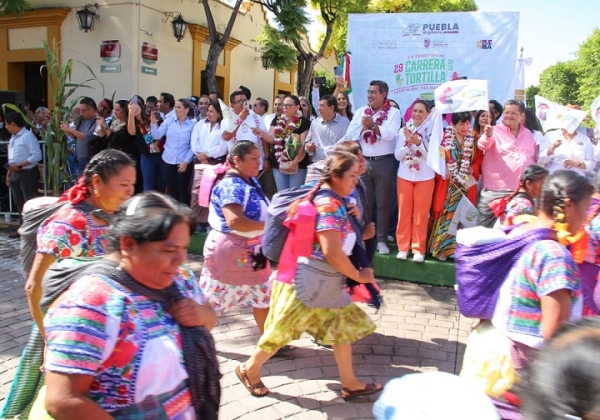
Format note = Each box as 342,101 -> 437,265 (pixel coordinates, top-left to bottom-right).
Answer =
5,112 -> 42,236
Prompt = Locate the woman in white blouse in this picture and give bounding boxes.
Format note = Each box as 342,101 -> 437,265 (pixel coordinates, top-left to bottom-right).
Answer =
539,127 -> 595,175
394,100 -> 435,263
190,101 -> 227,165
190,101 -> 228,226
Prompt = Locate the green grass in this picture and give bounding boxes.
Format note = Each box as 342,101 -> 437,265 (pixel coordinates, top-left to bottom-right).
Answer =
189,233 -> 456,287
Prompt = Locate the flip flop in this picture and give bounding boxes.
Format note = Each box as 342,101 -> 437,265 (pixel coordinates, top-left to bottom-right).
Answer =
235,365 -> 269,397
341,382 -> 383,401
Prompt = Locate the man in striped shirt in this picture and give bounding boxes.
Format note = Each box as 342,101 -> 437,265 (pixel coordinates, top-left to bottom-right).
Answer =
305,95 -> 350,162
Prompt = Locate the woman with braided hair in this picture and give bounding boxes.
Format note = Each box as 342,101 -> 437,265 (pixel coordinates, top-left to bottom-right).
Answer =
489,169 -> 593,419
1,150 -> 136,419
40,192 -> 218,419
492,164 -> 549,227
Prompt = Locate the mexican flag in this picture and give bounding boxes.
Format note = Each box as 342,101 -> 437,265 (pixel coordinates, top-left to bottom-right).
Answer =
340,52 -> 354,108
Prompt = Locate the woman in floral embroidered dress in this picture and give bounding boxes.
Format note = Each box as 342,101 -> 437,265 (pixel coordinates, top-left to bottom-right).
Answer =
200,141 -> 272,333
429,112 -> 483,261
254,95 -> 311,191
41,192 -> 217,419
0,150 -> 136,420
394,100 -> 436,263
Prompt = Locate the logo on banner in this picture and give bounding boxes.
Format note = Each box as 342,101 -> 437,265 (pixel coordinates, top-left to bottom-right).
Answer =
477,40 -> 493,50
434,79 -> 489,113
536,103 -> 549,122
403,22 -> 459,37
423,23 -> 459,35
424,39 -> 431,48
403,23 -> 421,37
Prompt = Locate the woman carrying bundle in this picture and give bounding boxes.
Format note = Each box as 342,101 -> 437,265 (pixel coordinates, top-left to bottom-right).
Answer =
236,152 -> 382,400
490,170 -> 591,418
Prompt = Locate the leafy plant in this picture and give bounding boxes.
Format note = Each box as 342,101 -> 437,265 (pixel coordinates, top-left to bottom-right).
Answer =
0,0 -> 31,16
3,41 -> 102,194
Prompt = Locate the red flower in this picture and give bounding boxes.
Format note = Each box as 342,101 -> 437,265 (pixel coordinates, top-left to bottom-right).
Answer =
70,216 -> 86,231
60,248 -> 71,258
69,233 -> 81,246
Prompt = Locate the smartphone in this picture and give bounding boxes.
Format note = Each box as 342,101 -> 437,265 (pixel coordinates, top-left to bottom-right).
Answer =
3,163 -> 11,170
315,76 -> 326,85
243,100 -> 250,110
131,95 -> 138,105
154,111 -> 162,120
333,65 -> 342,77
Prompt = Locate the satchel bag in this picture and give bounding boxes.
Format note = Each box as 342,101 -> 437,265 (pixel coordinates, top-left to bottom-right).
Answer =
293,257 -> 351,309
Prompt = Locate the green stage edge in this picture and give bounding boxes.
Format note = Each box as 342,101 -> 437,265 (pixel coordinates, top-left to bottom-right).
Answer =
189,232 -> 456,288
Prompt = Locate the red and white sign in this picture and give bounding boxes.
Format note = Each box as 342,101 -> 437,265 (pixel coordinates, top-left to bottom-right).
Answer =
142,42 -> 158,63
100,40 -> 121,63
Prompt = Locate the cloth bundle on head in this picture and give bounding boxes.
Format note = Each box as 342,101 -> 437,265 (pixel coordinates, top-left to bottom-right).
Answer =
373,372 -> 500,420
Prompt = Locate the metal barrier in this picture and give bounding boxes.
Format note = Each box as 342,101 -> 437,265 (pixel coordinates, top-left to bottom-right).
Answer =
0,140 -> 50,223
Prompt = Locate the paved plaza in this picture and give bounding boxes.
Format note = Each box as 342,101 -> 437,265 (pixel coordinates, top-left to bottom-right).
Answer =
0,229 -> 469,419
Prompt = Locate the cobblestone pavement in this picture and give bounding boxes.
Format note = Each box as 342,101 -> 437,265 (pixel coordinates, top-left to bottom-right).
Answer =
0,229 -> 469,419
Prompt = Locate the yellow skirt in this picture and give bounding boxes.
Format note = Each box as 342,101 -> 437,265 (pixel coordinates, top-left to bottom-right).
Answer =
258,281 -> 376,353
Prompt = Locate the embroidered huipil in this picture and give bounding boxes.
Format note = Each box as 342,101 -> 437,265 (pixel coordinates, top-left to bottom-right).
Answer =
44,267 -> 203,414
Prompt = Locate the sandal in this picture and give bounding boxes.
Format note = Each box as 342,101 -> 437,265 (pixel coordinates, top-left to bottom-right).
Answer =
235,365 -> 269,397
341,382 -> 383,401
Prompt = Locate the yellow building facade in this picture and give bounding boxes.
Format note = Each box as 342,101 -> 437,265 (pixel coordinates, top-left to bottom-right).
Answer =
0,0 -> 336,110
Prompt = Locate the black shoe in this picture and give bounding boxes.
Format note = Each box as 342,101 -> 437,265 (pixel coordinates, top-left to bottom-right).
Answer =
8,230 -> 20,239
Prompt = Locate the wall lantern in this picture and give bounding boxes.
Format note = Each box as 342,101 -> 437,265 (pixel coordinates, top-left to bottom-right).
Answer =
261,54 -> 271,70
76,3 -> 99,33
171,14 -> 188,42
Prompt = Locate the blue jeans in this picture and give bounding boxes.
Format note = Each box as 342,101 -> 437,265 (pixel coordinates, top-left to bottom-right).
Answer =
273,168 -> 307,191
77,159 -> 89,175
140,153 -> 165,192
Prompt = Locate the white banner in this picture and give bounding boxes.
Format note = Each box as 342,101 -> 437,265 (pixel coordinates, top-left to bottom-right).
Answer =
434,79 -> 489,114
591,95 -> 600,127
534,95 -> 588,133
347,12 -> 519,114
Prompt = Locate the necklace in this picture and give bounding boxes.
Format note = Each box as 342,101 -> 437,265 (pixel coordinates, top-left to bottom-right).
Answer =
443,126 -> 474,189
362,100 -> 391,145
273,111 -> 302,163
403,120 -> 425,172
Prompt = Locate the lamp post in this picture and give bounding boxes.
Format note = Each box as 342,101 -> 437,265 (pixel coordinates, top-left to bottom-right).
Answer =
171,14 -> 188,42
76,3 -> 99,33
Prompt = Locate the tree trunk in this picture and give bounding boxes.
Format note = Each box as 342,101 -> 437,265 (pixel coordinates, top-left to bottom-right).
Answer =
204,42 -> 225,95
296,54 -> 316,98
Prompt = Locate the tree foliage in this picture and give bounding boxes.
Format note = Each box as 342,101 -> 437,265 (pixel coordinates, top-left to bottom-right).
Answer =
576,28 -> 600,110
253,0 -> 343,98
538,60 -> 580,106
530,28 -> 600,113
525,85 -> 539,110
0,0 -> 31,16
330,0 -> 477,53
